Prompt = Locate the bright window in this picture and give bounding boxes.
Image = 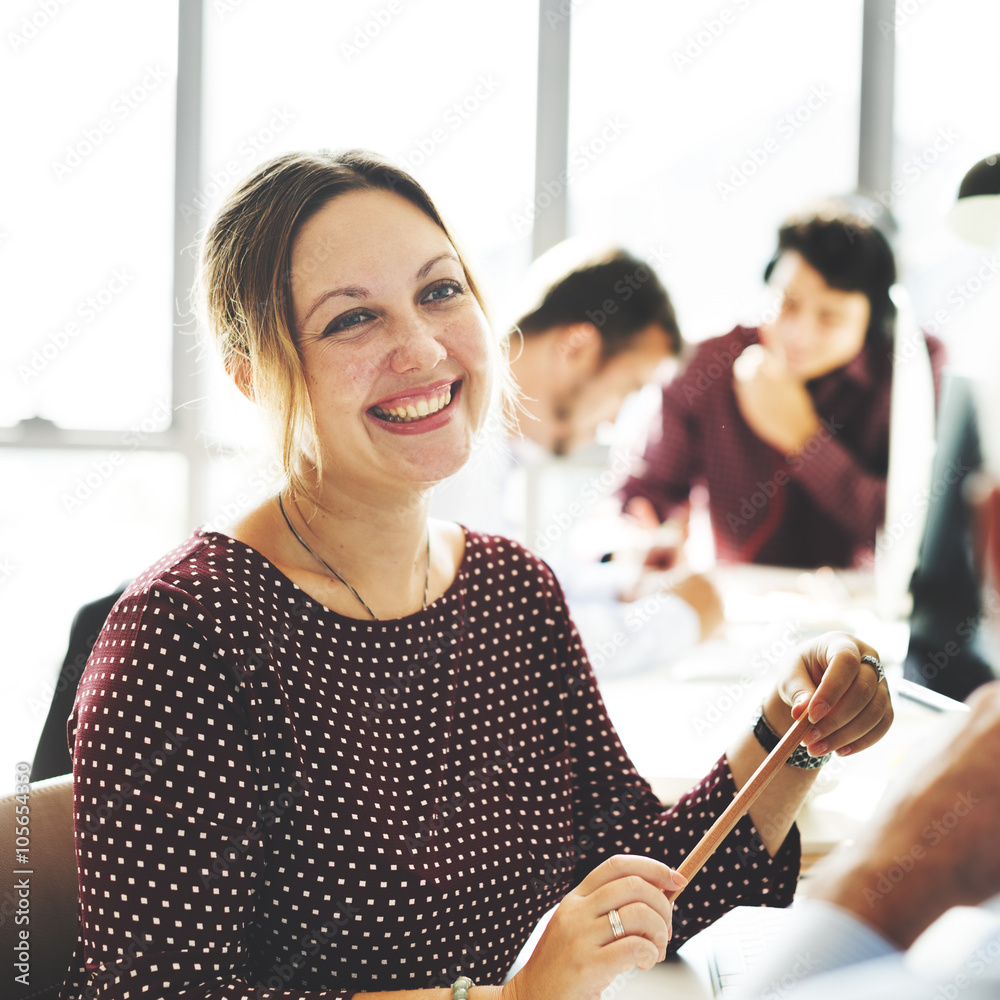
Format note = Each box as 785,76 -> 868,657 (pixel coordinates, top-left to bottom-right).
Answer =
565,0 -> 863,342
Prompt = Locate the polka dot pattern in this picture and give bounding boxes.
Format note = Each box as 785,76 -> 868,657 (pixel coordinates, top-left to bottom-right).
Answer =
59,529 -> 798,999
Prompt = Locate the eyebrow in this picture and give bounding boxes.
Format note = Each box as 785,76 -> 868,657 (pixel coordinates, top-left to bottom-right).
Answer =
300,251 -> 461,326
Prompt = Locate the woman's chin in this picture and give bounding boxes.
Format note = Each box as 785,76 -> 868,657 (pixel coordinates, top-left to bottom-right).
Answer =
386,440 -> 474,490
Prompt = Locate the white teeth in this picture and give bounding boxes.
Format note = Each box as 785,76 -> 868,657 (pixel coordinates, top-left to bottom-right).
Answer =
372,385 -> 454,423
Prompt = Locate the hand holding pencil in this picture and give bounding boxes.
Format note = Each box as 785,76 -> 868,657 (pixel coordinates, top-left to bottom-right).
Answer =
672,632 -> 894,899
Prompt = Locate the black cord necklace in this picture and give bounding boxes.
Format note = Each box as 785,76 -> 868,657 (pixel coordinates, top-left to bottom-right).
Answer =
277,492 -> 429,621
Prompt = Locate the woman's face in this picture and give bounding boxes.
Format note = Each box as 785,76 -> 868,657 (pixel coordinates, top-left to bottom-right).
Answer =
760,250 -> 871,381
288,188 -> 493,497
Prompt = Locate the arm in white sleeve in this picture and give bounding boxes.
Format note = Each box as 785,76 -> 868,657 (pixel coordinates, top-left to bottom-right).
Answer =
735,900 -> 898,999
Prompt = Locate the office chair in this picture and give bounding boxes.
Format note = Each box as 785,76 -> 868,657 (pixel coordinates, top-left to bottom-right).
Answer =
33,585 -> 127,782
0,774 -> 79,999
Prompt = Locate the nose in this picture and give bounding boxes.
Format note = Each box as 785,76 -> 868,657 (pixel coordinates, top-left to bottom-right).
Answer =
775,314 -> 812,351
388,313 -> 448,374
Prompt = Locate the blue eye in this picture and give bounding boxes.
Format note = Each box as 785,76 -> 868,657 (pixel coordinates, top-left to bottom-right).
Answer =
423,280 -> 464,303
324,309 -> 375,336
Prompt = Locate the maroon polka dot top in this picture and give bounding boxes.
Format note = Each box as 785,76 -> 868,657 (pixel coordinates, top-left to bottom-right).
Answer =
61,529 -> 799,998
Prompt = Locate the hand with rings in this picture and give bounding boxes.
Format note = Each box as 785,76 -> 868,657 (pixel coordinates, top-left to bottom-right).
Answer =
767,632 -> 893,760
504,854 -> 687,1000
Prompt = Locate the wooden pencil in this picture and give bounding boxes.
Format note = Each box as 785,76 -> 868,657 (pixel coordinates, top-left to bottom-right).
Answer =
669,712 -> 814,901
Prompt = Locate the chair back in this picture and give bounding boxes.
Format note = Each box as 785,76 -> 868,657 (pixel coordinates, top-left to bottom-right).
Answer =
0,774 -> 78,999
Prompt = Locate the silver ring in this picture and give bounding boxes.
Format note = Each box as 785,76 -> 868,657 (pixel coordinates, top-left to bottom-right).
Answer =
608,908 -> 625,940
861,654 -> 885,683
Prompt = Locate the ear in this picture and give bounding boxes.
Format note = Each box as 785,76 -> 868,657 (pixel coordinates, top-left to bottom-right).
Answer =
555,323 -> 603,370
226,357 -> 256,402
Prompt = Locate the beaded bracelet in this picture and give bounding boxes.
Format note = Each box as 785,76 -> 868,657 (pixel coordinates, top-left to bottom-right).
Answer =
752,705 -> 831,769
452,974 -> 474,999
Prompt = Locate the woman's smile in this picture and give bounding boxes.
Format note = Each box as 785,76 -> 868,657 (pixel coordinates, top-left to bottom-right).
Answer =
369,377 -> 461,425
366,379 -> 464,436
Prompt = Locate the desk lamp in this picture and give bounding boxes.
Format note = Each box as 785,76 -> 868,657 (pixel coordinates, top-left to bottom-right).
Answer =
946,153 -> 1000,247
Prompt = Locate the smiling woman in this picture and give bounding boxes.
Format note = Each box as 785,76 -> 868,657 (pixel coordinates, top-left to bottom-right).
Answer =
197,151 -> 506,513
59,150 -> 893,1000
286,189 -> 493,496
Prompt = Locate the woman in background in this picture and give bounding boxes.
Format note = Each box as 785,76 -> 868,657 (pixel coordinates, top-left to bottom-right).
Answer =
61,151 -> 892,999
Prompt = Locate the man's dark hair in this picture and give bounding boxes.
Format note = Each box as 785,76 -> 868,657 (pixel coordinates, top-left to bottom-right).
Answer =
515,249 -> 682,356
763,204 -> 897,343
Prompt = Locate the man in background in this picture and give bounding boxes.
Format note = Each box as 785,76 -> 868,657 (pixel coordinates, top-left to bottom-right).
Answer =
433,243 -> 723,651
620,202 -> 945,569
434,242 -> 682,536
509,244 -> 680,457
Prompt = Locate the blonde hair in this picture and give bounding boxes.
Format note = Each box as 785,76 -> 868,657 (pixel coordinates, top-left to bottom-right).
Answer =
196,149 -> 513,507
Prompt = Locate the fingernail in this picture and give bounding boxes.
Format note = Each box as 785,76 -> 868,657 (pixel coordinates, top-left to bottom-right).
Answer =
810,741 -> 829,756
808,701 -> 829,723
672,871 -> 689,887
837,746 -> 853,757
803,728 -> 820,744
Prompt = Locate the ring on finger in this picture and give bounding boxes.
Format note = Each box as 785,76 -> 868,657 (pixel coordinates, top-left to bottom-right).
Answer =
607,908 -> 625,941
860,654 -> 885,684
